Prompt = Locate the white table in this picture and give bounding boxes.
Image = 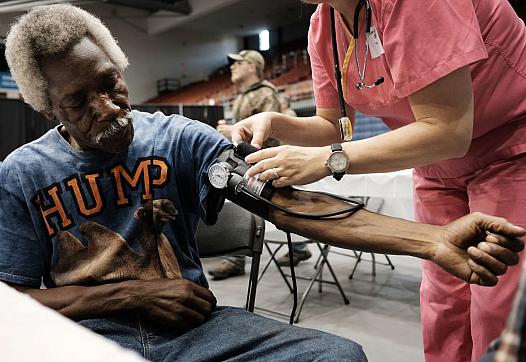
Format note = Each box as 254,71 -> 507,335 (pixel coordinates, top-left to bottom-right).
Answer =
0,282 -> 145,362
298,169 -> 414,220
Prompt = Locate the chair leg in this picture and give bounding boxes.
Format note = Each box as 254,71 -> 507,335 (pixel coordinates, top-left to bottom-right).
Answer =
260,242 -> 294,293
246,252 -> 261,312
293,243 -> 350,323
294,259 -> 326,323
318,260 -> 323,294
385,254 -> 395,270
318,244 -> 330,294
258,242 -> 280,282
349,252 -> 396,279
313,252 -> 323,269
315,243 -> 349,305
348,251 -> 363,279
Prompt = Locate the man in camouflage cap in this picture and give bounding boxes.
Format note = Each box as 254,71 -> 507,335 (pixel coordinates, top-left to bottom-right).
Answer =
211,50 -> 281,280
216,49 -> 281,149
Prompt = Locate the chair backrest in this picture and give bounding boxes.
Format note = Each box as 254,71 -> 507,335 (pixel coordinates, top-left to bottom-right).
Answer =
196,201 -> 265,312
196,201 -> 265,258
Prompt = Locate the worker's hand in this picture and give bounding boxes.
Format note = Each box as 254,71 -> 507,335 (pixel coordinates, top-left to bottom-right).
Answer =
127,278 -> 217,331
245,145 -> 332,187
432,213 -> 525,286
216,120 -> 233,139
231,112 -> 274,148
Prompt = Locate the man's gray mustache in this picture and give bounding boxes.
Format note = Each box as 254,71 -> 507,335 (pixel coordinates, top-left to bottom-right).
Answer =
91,112 -> 132,145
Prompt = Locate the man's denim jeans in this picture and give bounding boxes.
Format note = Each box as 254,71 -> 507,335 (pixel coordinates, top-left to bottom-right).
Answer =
79,306 -> 367,361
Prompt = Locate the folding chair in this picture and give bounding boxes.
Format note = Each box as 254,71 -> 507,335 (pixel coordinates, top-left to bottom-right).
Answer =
256,226 -> 349,323
196,202 -> 265,312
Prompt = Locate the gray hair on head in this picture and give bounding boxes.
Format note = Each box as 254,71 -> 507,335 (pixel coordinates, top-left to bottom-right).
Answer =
5,4 -> 128,113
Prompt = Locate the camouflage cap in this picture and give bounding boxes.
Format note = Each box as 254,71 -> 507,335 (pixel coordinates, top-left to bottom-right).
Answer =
228,50 -> 265,72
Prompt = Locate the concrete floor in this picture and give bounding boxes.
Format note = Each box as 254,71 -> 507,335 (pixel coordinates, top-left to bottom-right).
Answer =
203,245 -> 425,362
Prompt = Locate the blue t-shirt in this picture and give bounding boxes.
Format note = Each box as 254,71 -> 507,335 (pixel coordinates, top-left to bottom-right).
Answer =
0,110 -> 231,288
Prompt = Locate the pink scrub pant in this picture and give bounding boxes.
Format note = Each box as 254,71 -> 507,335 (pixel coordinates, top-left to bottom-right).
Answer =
415,154 -> 526,362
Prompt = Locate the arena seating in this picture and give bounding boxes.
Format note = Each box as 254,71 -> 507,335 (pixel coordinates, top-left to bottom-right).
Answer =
146,44 -> 389,140
147,46 -> 313,108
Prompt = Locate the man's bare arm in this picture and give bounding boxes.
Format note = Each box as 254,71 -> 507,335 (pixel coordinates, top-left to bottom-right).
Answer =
8,278 -> 216,330
10,281 -> 137,320
268,188 -> 525,286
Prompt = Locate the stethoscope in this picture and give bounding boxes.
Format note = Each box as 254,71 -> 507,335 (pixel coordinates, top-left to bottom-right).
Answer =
330,0 -> 384,103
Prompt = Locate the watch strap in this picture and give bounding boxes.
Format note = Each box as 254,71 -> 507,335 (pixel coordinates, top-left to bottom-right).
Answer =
333,171 -> 344,181
331,143 -> 343,152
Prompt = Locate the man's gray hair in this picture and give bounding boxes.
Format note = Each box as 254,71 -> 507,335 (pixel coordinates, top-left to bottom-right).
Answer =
5,4 -> 128,113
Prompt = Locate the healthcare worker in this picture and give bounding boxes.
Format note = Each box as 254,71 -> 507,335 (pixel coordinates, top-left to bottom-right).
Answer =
231,1 -> 526,361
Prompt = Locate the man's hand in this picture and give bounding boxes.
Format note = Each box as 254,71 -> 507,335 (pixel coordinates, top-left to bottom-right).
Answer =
9,278 -> 217,330
216,120 -> 233,139
127,278 -> 217,331
432,213 -> 525,286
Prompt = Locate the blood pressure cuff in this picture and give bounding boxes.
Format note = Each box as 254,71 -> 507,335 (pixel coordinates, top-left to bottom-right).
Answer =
208,144 -> 275,221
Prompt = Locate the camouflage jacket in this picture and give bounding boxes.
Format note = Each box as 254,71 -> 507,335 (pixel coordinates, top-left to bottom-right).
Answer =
232,80 -> 281,148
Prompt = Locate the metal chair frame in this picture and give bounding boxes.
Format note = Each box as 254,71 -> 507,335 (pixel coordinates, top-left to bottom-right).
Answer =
256,234 -> 349,323
256,195 -> 397,321
196,202 -> 265,312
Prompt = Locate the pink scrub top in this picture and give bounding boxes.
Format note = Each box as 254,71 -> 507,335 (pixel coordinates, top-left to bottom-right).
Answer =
309,0 -> 526,178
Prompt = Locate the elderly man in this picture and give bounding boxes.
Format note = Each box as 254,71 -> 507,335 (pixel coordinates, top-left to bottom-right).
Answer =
0,4 -> 524,362
0,5 -> 366,361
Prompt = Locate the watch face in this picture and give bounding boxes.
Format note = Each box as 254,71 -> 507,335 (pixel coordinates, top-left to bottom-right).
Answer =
208,163 -> 230,189
329,151 -> 349,173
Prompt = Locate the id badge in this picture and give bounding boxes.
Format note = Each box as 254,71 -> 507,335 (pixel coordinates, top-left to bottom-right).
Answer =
367,26 -> 385,59
339,116 -> 353,142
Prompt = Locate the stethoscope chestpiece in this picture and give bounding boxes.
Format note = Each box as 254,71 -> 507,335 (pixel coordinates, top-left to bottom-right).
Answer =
356,76 -> 384,90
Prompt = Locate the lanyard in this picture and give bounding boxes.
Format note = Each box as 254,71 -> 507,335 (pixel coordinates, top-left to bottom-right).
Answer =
330,1 -> 384,99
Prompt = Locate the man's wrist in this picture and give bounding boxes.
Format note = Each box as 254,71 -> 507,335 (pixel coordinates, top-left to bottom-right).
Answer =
411,224 -> 443,261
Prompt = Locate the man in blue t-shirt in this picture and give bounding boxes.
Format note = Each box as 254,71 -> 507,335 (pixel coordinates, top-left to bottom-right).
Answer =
0,5 -> 367,361
1,5 -> 524,361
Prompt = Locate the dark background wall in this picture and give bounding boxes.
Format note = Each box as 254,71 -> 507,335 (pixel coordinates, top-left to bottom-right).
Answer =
0,99 -> 223,161
512,0 -> 526,21
0,99 -> 57,160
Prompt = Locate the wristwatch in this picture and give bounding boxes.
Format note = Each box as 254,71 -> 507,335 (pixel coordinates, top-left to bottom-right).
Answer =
325,143 -> 349,181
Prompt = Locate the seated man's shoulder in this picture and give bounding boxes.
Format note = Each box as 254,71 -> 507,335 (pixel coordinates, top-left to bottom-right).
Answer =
132,109 -> 212,134
131,109 -> 225,144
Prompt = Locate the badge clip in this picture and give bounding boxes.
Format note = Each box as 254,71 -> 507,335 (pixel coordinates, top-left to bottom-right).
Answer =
339,116 -> 353,142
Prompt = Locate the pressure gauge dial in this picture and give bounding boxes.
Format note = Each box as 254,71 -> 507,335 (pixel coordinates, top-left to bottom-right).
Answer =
208,162 -> 233,189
